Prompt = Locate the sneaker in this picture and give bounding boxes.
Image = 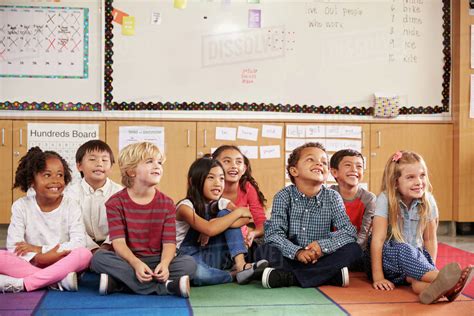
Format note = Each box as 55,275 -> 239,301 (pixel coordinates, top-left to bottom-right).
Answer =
328,267 -> 349,287
261,268 -> 296,289
0,275 -> 24,293
99,273 -> 122,295
236,260 -> 269,285
49,272 -> 78,292
166,275 -> 190,298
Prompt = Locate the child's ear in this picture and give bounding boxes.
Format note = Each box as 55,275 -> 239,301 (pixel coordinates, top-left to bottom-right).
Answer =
330,168 -> 338,178
126,170 -> 136,178
288,166 -> 298,178
76,162 -> 83,172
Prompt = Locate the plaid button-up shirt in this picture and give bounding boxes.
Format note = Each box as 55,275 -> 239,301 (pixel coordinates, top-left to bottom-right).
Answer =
265,184 -> 357,259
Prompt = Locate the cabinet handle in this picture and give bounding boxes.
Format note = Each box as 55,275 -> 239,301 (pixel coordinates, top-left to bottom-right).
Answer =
361,131 -> 365,149
377,131 -> 381,148
19,128 -> 23,147
203,129 -> 207,147
186,129 -> 190,147
1,128 -> 4,146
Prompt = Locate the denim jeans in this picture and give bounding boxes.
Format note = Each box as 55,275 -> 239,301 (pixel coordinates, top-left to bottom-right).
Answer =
179,209 -> 247,286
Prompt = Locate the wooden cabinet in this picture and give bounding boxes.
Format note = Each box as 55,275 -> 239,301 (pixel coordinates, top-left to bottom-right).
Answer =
196,122 -> 284,208
0,120 -> 13,223
12,120 -> 107,202
106,121 -> 196,203
369,124 -> 453,221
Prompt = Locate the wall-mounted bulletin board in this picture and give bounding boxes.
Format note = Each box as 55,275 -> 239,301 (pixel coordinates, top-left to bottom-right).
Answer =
0,0 -> 101,111
105,0 -> 450,116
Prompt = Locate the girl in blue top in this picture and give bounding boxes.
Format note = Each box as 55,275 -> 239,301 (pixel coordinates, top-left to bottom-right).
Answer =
370,151 -> 473,304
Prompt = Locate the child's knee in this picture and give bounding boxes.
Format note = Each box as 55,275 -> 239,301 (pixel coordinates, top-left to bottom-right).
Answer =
217,209 -> 231,218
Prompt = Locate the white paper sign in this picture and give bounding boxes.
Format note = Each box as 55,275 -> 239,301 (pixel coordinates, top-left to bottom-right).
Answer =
28,123 -> 99,183
237,126 -> 258,141
325,139 -> 362,152
216,127 -> 237,141
239,145 -> 258,159
286,125 -> 305,138
262,124 -> 282,139
305,125 -> 325,138
119,126 -> 165,155
260,145 -> 281,159
326,125 -> 362,139
285,138 -> 306,152
151,12 -> 162,25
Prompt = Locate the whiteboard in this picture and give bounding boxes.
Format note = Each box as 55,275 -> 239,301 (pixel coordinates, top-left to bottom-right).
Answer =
0,0 -> 101,105
109,0 -> 447,111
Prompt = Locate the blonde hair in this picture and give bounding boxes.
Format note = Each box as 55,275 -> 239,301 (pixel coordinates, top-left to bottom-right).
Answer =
381,151 -> 432,243
118,142 -> 165,188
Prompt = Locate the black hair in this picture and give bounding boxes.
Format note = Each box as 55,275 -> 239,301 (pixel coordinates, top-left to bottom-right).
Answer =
287,142 -> 326,184
183,157 -> 224,219
211,145 -> 267,207
329,149 -> 364,170
76,140 -> 115,178
13,147 -> 72,192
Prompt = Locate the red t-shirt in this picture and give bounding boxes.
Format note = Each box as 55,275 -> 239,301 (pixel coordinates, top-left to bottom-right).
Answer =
236,182 -> 266,229
106,188 -> 176,257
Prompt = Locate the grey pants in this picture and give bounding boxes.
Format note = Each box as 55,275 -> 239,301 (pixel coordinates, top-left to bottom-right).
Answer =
90,250 -> 197,295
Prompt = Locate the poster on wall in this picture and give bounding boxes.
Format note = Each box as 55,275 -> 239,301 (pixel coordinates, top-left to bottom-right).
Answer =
27,123 -> 99,183
0,6 -> 89,78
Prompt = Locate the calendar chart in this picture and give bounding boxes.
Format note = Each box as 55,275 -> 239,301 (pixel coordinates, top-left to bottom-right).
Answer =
0,6 -> 89,78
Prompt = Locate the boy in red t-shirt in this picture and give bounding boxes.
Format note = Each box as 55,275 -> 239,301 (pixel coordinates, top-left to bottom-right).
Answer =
330,149 -> 375,268
90,142 -> 196,297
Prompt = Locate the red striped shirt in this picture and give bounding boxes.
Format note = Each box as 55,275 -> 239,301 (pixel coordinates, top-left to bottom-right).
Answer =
106,188 -> 176,257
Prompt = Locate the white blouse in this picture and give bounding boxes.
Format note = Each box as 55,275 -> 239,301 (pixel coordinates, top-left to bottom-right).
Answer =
6,194 -> 86,262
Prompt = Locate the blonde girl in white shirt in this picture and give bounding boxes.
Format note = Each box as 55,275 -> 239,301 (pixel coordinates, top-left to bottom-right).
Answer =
0,147 -> 92,292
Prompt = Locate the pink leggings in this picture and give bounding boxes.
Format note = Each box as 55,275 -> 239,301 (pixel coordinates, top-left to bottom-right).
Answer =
0,248 -> 92,291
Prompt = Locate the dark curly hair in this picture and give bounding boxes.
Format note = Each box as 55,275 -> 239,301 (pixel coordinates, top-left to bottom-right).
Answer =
287,142 -> 326,184
13,147 -> 72,192
212,145 -> 266,207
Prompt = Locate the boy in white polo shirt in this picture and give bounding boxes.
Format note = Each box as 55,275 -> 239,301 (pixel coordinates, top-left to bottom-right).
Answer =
66,140 -> 122,252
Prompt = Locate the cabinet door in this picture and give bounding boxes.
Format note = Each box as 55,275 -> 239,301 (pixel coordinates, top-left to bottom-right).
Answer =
12,120 -> 106,202
197,122 -> 284,208
106,121 -> 196,202
370,124 -> 453,220
0,120 -> 13,224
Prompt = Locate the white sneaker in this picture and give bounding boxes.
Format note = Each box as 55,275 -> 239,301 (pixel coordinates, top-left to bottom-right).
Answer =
0,274 -> 24,293
166,275 -> 190,298
341,267 -> 349,288
56,272 -> 78,292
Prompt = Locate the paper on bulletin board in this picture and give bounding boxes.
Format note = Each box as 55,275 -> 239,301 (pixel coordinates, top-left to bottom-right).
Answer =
286,125 -> 306,138
326,125 -> 362,139
239,145 -> 258,159
262,125 -> 282,139
216,127 -> 237,141
237,126 -> 258,141
305,125 -> 325,138
325,139 -> 362,152
119,126 -> 165,155
285,138 -> 306,152
260,145 -> 280,159
28,123 -> 99,183
470,74 -> 474,118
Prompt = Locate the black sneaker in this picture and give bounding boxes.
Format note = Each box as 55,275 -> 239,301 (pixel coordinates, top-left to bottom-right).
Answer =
328,267 -> 349,287
261,268 -> 296,289
99,273 -> 122,295
166,275 -> 190,298
236,259 -> 269,285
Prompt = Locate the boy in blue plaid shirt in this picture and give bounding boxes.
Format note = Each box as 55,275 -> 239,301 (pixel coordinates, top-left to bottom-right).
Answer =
257,142 -> 362,288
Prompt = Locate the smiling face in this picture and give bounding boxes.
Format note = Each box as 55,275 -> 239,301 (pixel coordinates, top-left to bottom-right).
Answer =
32,157 -> 66,206
289,147 -> 329,185
331,156 -> 364,188
202,166 -> 225,202
396,162 -> 427,206
133,155 -> 163,188
215,149 -> 246,184
76,150 -> 112,188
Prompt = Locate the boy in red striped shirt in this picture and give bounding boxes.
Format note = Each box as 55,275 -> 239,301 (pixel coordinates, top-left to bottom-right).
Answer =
91,142 -> 196,297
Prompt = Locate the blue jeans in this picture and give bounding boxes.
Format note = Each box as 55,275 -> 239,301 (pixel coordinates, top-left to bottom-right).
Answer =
179,209 -> 247,286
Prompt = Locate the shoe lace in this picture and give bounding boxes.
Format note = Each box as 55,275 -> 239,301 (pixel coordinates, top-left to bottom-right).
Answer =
2,283 -> 22,294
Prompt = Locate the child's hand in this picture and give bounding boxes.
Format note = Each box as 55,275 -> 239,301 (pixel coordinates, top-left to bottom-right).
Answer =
305,241 -> 322,262
132,260 -> 155,283
372,278 -> 395,291
296,249 -> 317,264
14,242 -> 41,256
245,231 -> 256,248
154,263 -> 170,283
238,207 -> 252,218
197,233 -> 210,246
33,244 -> 70,267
